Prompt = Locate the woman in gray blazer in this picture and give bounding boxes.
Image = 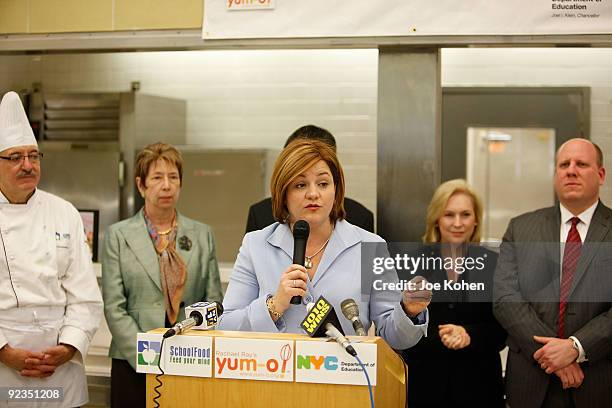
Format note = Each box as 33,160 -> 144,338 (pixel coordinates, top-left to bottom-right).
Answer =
102,142 -> 223,408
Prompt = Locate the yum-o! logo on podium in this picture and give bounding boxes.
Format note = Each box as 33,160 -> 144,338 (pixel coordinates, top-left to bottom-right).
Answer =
215,337 -> 293,382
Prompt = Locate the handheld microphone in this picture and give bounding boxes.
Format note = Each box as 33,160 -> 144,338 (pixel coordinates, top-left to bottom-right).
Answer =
290,220 -> 310,305
340,298 -> 367,336
301,296 -> 357,356
163,301 -> 224,338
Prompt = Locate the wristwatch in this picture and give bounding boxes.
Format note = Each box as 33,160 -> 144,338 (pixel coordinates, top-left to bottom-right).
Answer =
568,336 -> 587,363
570,337 -> 579,353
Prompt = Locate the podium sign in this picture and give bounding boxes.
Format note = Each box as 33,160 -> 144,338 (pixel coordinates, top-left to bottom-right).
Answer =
136,333 -> 213,377
137,332 -> 375,386
295,341 -> 377,385
142,331 -> 406,408
215,337 -> 294,382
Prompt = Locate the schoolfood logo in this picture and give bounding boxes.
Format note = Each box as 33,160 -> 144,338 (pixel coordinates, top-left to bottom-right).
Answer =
169,345 -> 212,366
216,344 -> 292,375
138,340 -> 161,366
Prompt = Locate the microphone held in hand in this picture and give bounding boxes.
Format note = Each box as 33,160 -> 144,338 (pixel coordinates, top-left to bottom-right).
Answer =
290,220 -> 310,305
340,298 -> 367,336
163,301 -> 224,338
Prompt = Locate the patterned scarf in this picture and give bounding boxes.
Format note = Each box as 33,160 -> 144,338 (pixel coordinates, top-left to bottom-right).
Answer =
144,210 -> 187,325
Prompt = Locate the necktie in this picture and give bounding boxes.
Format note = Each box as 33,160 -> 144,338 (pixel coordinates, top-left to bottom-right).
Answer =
558,217 -> 582,338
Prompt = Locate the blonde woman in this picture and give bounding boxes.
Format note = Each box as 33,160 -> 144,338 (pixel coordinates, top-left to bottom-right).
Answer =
401,179 -> 506,407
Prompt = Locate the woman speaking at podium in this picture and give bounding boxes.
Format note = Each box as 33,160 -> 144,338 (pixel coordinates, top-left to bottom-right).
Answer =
218,139 -> 430,350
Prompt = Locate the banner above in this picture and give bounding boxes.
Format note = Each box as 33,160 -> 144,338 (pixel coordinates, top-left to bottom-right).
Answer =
203,0 -> 612,39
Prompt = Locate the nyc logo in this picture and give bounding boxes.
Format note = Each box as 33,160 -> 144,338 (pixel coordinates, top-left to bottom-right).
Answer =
137,340 -> 161,366
296,355 -> 338,371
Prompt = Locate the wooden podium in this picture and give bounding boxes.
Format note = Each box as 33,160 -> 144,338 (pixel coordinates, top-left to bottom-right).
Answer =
145,329 -> 406,408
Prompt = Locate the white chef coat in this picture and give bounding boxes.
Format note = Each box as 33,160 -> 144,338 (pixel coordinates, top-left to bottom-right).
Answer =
0,189 -> 103,408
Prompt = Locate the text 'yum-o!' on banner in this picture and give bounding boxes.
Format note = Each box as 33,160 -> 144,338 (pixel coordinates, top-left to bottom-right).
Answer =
215,337 -> 294,382
136,333 -> 378,385
203,0 -> 612,39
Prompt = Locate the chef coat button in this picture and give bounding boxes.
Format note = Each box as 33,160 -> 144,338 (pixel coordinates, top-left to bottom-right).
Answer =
304,295 -> 314,304
9,256 -> 15,260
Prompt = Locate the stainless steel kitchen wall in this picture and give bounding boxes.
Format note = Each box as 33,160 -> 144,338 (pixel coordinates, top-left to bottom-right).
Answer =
377,48 -> 441,243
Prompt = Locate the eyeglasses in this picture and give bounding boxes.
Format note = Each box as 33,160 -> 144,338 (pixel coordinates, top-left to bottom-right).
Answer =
0,152 -> 44,165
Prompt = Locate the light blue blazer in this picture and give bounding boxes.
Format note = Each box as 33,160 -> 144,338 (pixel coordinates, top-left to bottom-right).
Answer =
218,220 -> 428,350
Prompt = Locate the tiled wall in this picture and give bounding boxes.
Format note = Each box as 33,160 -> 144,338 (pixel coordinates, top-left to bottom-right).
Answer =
1,47 -> 612,218
0,49 -> 380,215
442,48 -> 612,203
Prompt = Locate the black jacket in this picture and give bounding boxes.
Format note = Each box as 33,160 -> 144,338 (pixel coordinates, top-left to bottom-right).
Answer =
400,244 -> 506,408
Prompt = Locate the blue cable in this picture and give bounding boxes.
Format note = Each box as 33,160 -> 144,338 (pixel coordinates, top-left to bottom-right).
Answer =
354,354 -> 375,408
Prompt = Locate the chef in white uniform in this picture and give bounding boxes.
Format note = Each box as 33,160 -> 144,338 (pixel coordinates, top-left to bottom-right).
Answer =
0,91 -> 103,408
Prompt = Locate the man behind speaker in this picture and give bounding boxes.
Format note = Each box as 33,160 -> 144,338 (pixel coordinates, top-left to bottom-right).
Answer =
494,138 -> 612,407
245,125 -> 374,233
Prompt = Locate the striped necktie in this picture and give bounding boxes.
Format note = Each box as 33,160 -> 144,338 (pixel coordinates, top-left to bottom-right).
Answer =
558,216 -> 582,338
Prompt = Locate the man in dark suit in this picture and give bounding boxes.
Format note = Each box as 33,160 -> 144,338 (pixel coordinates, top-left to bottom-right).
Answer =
245,125 -> 374,233
494,138 -> 612,408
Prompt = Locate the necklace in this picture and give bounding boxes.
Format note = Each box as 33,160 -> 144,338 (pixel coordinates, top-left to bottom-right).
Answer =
305,235 -> 332,269
158,227 -> 172,235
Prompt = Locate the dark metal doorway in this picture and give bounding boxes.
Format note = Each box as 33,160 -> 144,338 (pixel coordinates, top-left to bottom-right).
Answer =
442,87 -> 590,240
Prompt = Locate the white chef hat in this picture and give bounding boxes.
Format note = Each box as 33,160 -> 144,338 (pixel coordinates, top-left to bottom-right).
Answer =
0,91 -> 38,153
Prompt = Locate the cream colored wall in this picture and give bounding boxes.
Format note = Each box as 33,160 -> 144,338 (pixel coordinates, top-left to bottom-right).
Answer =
0,0 -> 202,34
0,50 -> 379,216
442,48 -> 612,205
1,48 -> 611,222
